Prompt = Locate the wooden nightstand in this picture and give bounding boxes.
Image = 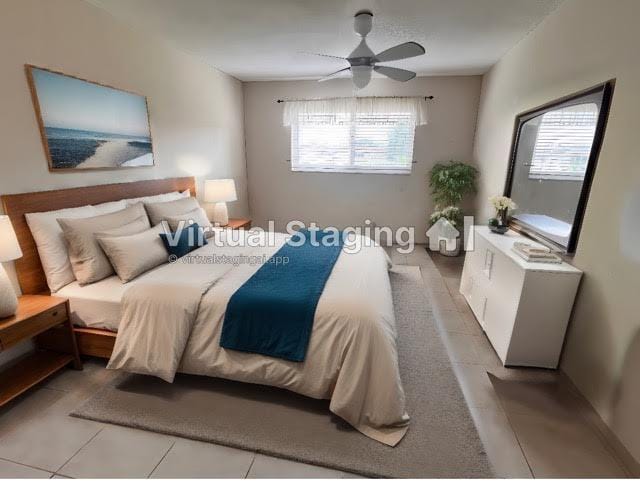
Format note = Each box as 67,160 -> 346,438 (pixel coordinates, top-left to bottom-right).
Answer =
0,295 -> 82,407
226,218 -> 252,230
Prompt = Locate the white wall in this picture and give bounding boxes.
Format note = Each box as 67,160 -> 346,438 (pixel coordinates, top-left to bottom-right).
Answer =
243,77 -> 481,242
473,0 -> 640,463
0,0 -> 248,364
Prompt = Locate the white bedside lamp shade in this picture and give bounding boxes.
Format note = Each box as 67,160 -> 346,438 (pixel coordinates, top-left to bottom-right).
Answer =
0,216 -> 22,318
0,216 -> 23,262
204,179 -> 237,226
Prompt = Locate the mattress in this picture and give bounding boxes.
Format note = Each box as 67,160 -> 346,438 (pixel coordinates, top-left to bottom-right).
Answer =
54,275 -> 126,332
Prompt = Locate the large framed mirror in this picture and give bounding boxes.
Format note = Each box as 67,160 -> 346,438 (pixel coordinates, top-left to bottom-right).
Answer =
504,81 -> 614,253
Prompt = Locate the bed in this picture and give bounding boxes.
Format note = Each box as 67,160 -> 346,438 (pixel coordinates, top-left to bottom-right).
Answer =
1,177 -> 409,445
2,178 -> 197,358
54,276 -> 123,331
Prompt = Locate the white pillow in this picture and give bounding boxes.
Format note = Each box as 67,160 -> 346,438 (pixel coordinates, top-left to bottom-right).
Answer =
124,189 -> 190,207
144,197 -> 200,226
163,207 -> 214,237
97,224 -> 169,283
93,200 -> 127,214
58,204 -> 148,285
26,205 -> 98,292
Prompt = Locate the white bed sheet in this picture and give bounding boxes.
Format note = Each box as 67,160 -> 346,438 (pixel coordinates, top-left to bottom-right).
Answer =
54,275 -> 126,332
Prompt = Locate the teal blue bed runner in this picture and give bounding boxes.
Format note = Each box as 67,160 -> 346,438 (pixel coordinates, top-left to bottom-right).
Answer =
220,229 -> 344,362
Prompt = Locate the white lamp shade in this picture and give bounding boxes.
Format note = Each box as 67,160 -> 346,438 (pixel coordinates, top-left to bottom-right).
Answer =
0,215 -> 22,263
204,179 -> 237,203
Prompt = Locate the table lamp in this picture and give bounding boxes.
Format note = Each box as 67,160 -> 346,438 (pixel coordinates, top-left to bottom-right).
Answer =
0,215 -> 22,318
204,179 -> 237,226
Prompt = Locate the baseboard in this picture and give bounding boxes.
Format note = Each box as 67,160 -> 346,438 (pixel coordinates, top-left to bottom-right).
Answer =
559,371 -> 640,477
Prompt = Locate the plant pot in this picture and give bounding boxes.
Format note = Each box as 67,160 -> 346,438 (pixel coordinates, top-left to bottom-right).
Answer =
438,237 -> 461,257
489,225 -> 509,235
488,215 -> 509,234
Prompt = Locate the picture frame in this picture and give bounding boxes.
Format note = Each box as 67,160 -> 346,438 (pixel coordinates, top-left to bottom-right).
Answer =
25,65 -> 155,172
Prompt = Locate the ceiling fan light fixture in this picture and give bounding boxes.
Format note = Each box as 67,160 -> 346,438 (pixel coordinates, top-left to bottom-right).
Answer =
351,66 -> 372,89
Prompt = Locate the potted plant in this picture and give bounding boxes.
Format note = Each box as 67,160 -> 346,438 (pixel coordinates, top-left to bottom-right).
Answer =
428,161 -> 478,255
488,195 -> 517,234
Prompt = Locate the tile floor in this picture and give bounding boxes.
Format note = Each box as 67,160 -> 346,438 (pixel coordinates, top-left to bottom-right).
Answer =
424,249 -> 631,479
0,245 -> 632,478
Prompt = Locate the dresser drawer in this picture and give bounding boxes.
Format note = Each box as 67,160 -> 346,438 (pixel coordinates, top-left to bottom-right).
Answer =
0,304 -> 67,349
466,278 -> 487,328
483,244 -> 526,363
460,236 -> 490,329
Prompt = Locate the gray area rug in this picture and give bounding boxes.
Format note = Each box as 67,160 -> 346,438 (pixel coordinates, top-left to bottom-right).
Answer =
71,266 -> 492,478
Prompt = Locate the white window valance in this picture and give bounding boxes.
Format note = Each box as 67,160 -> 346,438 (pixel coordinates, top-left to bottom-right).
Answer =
282,96 -> 428,127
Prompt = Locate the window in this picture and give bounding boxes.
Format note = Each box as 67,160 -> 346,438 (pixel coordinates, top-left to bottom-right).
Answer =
283,97 -> 427,175
528,103 -> 598,181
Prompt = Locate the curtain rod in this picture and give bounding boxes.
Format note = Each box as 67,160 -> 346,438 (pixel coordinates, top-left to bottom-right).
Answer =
276,95 -> 434,103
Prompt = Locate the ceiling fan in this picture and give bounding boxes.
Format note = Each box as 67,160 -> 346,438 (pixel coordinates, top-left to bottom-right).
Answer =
309,10 -> 426,89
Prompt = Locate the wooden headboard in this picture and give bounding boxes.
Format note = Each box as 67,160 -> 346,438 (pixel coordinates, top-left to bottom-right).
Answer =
1,176 -> 196,295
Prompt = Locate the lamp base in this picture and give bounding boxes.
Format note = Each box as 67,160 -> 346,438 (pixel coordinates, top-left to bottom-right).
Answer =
0,264 -> 18,319
212,202 -> 229,226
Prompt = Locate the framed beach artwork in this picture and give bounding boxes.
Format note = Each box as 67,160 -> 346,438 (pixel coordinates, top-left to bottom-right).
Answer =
25,65 -> 154,171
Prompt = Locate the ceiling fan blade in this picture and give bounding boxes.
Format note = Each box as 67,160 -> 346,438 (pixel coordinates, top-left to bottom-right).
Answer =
374,42 -> 425,63
318,67 -> 351,82
298,51 -> 348,61
374,65 -> 416,82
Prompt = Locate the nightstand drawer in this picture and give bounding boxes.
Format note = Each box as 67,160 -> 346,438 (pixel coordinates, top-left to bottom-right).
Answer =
0,304 -> 67,349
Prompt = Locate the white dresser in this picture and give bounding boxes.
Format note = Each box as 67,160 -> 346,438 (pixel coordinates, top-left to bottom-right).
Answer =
460,226 -> 582,368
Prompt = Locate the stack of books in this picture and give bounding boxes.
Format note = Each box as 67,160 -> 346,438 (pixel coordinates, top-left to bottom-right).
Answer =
511,242 -> 562,263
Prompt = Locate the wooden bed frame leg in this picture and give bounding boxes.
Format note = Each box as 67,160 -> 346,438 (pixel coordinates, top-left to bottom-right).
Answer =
65,302 -> 83,370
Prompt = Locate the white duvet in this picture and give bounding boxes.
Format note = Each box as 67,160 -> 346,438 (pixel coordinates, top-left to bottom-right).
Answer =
107,231 -> 410,446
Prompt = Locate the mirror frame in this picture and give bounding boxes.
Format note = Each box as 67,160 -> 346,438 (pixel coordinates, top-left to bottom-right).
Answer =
504,80 -> 615,254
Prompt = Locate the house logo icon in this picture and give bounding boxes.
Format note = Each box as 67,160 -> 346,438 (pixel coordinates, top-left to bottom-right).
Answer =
426,218 -> 460,252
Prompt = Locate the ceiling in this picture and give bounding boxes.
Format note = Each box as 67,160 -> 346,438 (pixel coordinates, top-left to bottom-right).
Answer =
88,0 -> 562,81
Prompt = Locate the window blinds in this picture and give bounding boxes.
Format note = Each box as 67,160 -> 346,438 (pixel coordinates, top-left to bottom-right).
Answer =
529,103 -> 598,180
283,97 -> 427,174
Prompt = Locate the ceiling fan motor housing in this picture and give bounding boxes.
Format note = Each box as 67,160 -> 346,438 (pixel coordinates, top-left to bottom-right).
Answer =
348,38 -> 375,64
